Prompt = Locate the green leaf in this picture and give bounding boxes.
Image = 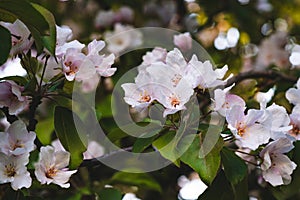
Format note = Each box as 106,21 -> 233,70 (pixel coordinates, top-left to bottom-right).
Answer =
132,129 -> 160,153
111,172 -> 162,192
180,134 -> 224,185
0,76 -> 27,85
0,25 -> 11,65
35,117 -> 54,145
20,52 -> 40,76
31,3 -> 56,56
54,106 -> 87,169
221,147 -> 247,185
198,171 -> 234,200
97,188 -> 122,200
152,131 -> 180,166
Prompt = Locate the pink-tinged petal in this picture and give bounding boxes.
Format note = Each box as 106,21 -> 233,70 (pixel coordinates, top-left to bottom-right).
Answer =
54,151 -> 70,169
286,88 -> 300,105
87,39 -> 105,56
83,141 -> 104,159
244,109 -> 264,126
226,105 -> 245,128
239,124 -> 270,150
52,170 -> 77,188
142,47 -> 167,65
173,32 -> 192,52
11,171 -> 32,190
56,25 -> 73,46
165,48 -> 187,71
75,58 -> 96,81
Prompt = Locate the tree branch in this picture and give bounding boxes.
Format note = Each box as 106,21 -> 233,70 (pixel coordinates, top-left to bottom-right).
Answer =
225,70 -> 298,87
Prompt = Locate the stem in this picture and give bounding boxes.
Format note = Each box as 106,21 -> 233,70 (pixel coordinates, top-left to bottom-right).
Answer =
0,107 -> 18,124
39,55 -> 50,90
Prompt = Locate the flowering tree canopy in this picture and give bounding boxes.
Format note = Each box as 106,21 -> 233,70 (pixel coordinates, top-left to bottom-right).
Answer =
1,0 -> 300,200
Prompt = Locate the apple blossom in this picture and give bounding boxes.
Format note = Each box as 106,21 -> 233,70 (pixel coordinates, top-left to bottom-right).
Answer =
213,84 -> 246,117
0,19 -> 33,56
141,47 -> 167,66
34,146 -> 77,188
173,32 -> 192,52
0,80 -> 28,115
122,193 -> 142,200
104,23 -> 142,55
0,153 -> 32,190
0,120 -> 36,156
254,86 -> 276,108
289,107 -> 300,140
286,78 -> 300,106
260,138 -> 297,186
226,105 -> 270,150
177,173 -> 207,200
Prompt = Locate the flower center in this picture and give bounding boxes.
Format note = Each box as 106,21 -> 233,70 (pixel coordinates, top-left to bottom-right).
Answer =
64,61 -> 79,76
139,94 -> 151,103
169,95 -> 180,108
12,140 -> 24,151
290,123 -> 300,136
237,122 -> 246,136
5,164 -> 16,177
46,167 -> 58,179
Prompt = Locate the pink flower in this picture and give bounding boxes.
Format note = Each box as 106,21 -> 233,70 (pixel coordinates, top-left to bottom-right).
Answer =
0,81 -> 28,115
260,138 -> 297,186
173,32 -> 192,52
213,84 -> 246,117
0,19 -> 33,56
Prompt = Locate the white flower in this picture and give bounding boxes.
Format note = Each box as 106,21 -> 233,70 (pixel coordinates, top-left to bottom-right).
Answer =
173,32 -> 192,52
213,84 -> 246,117
34,146 -> 77,188
122,193 -> 141,200
226,105 -> 270,150
141,47 -> 167,66
86,39 -> 116,78
289,107 -> 300,140
0,81 -> 28,115
260,138 -> 297,186
186,55 -> 232,89
94,10 -> 115,28
255,86 -> 276,108
56,25 -> 73,47
0,153 -> 32,190
0,120 -> 36,156
288,44 -> 300,67
83,141 -> 105,160
259,104 -> 292,140
177,174 -> 207,200
105,23 -> 142,55
0,19 -> 33,56
286,78 -> 300,106
56,40 -> 85,59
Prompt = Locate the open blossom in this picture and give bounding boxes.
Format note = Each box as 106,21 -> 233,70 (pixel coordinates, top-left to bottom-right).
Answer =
104,23 -> 142,55
260,138 -> 297,186
34,146 -> 77,188
255,86 -> 276,108
0,19 -> 33,56
286,78 -> 300,106
226,105 -> 270,150
0,120 -> 36,156
0,80 -> 28,115
173,32 -> 192,52
141,47 -> 167,66
213,84 -> 246,117
259,104 -> 292,140
122,193 -> 141,200
0,153 -> 32,190
186,55 -> 232,89
289,106 -> 300,140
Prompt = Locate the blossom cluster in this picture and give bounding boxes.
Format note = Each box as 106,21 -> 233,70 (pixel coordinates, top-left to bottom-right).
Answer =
212,78 -> 300,186
122,32 -> 230,117
0,120 -> 76,190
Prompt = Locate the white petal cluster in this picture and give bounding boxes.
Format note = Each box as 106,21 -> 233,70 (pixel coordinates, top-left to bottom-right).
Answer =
55,25 -> 116,92
34,146 -> 77,188
0,120 -> 36,190
122,47 -> 230,117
